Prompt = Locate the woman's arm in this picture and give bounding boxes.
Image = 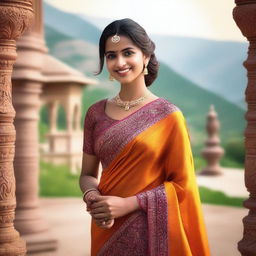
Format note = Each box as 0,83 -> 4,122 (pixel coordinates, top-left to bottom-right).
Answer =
79,152 -> 100,193
80,153 -> 115,229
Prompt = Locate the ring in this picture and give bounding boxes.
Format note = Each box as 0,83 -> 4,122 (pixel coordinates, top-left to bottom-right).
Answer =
102,221 -> 106,225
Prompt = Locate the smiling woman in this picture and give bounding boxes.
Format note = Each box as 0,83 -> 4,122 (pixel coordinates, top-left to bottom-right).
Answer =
79,18 -> 211,256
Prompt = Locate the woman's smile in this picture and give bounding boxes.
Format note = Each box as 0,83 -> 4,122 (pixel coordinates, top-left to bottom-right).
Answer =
116,67 -> 132,76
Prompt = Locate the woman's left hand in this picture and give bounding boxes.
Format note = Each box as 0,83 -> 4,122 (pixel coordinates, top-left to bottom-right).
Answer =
90,195 -> 138,220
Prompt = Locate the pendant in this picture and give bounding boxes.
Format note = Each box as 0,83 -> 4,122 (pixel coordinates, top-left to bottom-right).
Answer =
125,104 -> 130,111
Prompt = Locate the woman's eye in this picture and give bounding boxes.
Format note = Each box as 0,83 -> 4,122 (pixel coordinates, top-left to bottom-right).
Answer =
124,51 -> 134,57
106,54 -> 116,60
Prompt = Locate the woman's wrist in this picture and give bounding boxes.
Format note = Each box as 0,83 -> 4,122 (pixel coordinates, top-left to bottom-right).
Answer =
83,188 -> 100,204
125,196 -> 140,214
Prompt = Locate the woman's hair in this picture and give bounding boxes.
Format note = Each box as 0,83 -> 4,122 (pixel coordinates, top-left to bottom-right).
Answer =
96,18 -> 159,87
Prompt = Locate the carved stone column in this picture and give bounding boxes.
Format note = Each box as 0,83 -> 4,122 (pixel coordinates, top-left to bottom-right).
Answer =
12,0 -> 58,253
200,105 -> 224,175
233,1 -> 256,255
0,1 -> 33,255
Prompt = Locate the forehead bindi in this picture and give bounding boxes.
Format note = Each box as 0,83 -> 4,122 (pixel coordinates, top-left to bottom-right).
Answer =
105,35 -> 138,53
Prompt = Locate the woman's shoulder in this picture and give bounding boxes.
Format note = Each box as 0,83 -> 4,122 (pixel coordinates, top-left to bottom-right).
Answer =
84,98 -> 108,122
157,97 -> 181,114
86,98 -> 107,113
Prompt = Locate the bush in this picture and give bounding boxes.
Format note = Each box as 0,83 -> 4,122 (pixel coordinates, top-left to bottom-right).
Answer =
224,138 -> 245,164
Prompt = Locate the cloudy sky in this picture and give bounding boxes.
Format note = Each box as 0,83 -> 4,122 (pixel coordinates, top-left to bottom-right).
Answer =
45,0 -> 245,42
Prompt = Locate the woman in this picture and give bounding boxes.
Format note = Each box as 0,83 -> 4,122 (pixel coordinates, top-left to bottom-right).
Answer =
79,18 -> 211,256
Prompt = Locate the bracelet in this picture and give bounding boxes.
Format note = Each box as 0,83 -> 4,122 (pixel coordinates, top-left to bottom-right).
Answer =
82,188 -> 99,202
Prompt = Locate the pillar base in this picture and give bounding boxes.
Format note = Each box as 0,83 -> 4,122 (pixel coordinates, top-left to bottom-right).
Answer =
199,168 -> 223,176
0,237 -> 26,256
22,230 -> 58,255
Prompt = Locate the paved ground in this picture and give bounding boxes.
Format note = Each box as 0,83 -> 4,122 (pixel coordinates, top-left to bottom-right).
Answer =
28,167 -> 248,256
196,167 -> 248,197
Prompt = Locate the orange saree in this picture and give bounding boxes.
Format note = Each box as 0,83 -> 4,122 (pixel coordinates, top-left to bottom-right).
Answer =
83,98 -> 211,256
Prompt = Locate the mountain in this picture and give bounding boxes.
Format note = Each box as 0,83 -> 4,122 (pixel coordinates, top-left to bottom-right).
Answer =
43,24 -> 245,152
43,2 -> 101,44
151,35 -> 248,109
76,12 -> 248,109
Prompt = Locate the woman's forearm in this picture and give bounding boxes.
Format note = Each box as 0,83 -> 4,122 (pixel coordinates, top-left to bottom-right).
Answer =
79,175 -> 99,193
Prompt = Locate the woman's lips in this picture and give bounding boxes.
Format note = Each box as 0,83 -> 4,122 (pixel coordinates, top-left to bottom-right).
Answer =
116,68 -> 131,76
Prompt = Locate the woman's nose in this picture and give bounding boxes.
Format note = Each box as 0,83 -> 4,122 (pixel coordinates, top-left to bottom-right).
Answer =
115,55 -> 126,68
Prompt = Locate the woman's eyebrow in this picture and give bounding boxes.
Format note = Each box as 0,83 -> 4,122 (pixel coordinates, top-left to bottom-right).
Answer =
105,47 -> 135,55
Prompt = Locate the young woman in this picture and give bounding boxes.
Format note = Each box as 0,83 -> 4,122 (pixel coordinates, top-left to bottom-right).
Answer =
79,18 -> 211,256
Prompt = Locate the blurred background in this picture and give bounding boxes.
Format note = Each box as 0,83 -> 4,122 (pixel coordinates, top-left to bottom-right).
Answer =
26,0 -> 248,255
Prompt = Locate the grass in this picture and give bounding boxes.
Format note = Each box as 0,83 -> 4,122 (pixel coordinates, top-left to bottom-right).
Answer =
39,161 -> 82,197
199,186 -> 245,208
39,161 -> 246,208
193,155 -> 244,172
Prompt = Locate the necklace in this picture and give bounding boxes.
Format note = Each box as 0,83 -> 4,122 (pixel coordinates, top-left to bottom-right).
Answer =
112,92 -> 149,111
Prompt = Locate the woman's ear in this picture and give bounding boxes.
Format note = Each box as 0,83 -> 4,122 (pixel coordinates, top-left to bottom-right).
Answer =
144,55 -> 150,66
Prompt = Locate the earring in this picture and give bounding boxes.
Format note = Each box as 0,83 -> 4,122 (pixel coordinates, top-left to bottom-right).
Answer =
143,66 -> 148,75
109,74 -> 115,81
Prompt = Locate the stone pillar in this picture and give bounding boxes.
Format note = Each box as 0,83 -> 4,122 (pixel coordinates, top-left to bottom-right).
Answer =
200,105 -> 224,175
12,0 -> 58,253
0,1 -> 33,255
233,1 -> 256,255
48,101 -> 58,133
74,104 -> 81,131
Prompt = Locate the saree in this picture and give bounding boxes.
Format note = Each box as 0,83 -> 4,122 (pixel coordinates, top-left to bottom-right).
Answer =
83,98 -> 211,256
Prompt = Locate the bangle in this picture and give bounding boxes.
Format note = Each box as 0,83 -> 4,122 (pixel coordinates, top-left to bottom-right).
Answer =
82,188 -> 99,201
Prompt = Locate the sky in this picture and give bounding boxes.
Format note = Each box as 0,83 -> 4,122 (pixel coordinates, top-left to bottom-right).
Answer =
45,0 -> 245,42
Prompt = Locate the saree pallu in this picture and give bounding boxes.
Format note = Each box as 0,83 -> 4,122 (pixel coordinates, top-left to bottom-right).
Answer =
90,101 -> 211,256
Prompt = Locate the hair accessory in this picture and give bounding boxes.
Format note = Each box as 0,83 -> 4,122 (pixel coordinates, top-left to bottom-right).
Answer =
143,66 -> 148,75
109,74 -> 115,81
111,34 -> 121,43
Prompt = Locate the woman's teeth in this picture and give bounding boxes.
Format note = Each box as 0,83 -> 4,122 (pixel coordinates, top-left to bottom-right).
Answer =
117,68 -> 130,73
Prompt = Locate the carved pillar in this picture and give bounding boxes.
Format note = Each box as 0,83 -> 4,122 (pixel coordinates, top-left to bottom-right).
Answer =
233,1 -> 256,255
0,1 -> 33,255
12,0 -> 58,253
200,105 -> 224,175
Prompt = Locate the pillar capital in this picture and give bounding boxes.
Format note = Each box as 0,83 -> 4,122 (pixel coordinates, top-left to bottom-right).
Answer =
0,0 -> 33,41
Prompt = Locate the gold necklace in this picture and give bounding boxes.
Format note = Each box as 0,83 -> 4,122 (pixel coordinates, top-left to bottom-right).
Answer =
112,92 -> 149,111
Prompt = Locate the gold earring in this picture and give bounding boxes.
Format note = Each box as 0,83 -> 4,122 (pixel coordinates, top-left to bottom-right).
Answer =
143,66 -> 148,75
109,74 -> 115,81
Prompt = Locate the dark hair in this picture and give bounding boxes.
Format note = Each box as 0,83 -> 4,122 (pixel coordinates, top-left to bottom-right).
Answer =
96,18 -> 159,87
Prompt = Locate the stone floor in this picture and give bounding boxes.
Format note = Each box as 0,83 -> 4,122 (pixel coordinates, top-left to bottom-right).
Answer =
28,167 -> 248,256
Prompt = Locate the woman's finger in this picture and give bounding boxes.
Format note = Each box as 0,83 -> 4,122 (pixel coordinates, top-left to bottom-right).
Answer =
92,213 -> 110,220
90,201 -> 105,209
90,207 -> 105,214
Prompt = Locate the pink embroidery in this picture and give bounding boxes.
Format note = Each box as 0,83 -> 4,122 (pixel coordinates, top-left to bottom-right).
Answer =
98,211 -> 148,256
97,185 -> 168,256
136,184 -> 168,256
84,98 -> 179,169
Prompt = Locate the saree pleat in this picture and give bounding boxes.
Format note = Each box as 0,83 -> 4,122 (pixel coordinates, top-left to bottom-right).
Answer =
91,109 -> 210,256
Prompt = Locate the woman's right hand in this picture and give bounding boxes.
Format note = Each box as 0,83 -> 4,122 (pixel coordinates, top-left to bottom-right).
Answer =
94,218 -> 115,229
84,190 -> 115,229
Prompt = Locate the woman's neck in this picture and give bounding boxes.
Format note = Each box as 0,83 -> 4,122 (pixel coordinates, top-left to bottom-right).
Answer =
119,78 -> 149,101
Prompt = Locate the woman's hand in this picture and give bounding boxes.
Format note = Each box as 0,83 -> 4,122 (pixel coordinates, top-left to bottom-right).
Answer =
90,195 -> 139,220
94,218 -> 115,229
83,190 -> 100,212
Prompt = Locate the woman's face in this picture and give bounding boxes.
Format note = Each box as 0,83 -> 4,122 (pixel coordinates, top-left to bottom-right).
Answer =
105,35 -> 149,85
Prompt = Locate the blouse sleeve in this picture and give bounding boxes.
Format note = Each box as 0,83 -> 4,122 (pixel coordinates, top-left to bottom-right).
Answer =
83,106 -> 96,155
